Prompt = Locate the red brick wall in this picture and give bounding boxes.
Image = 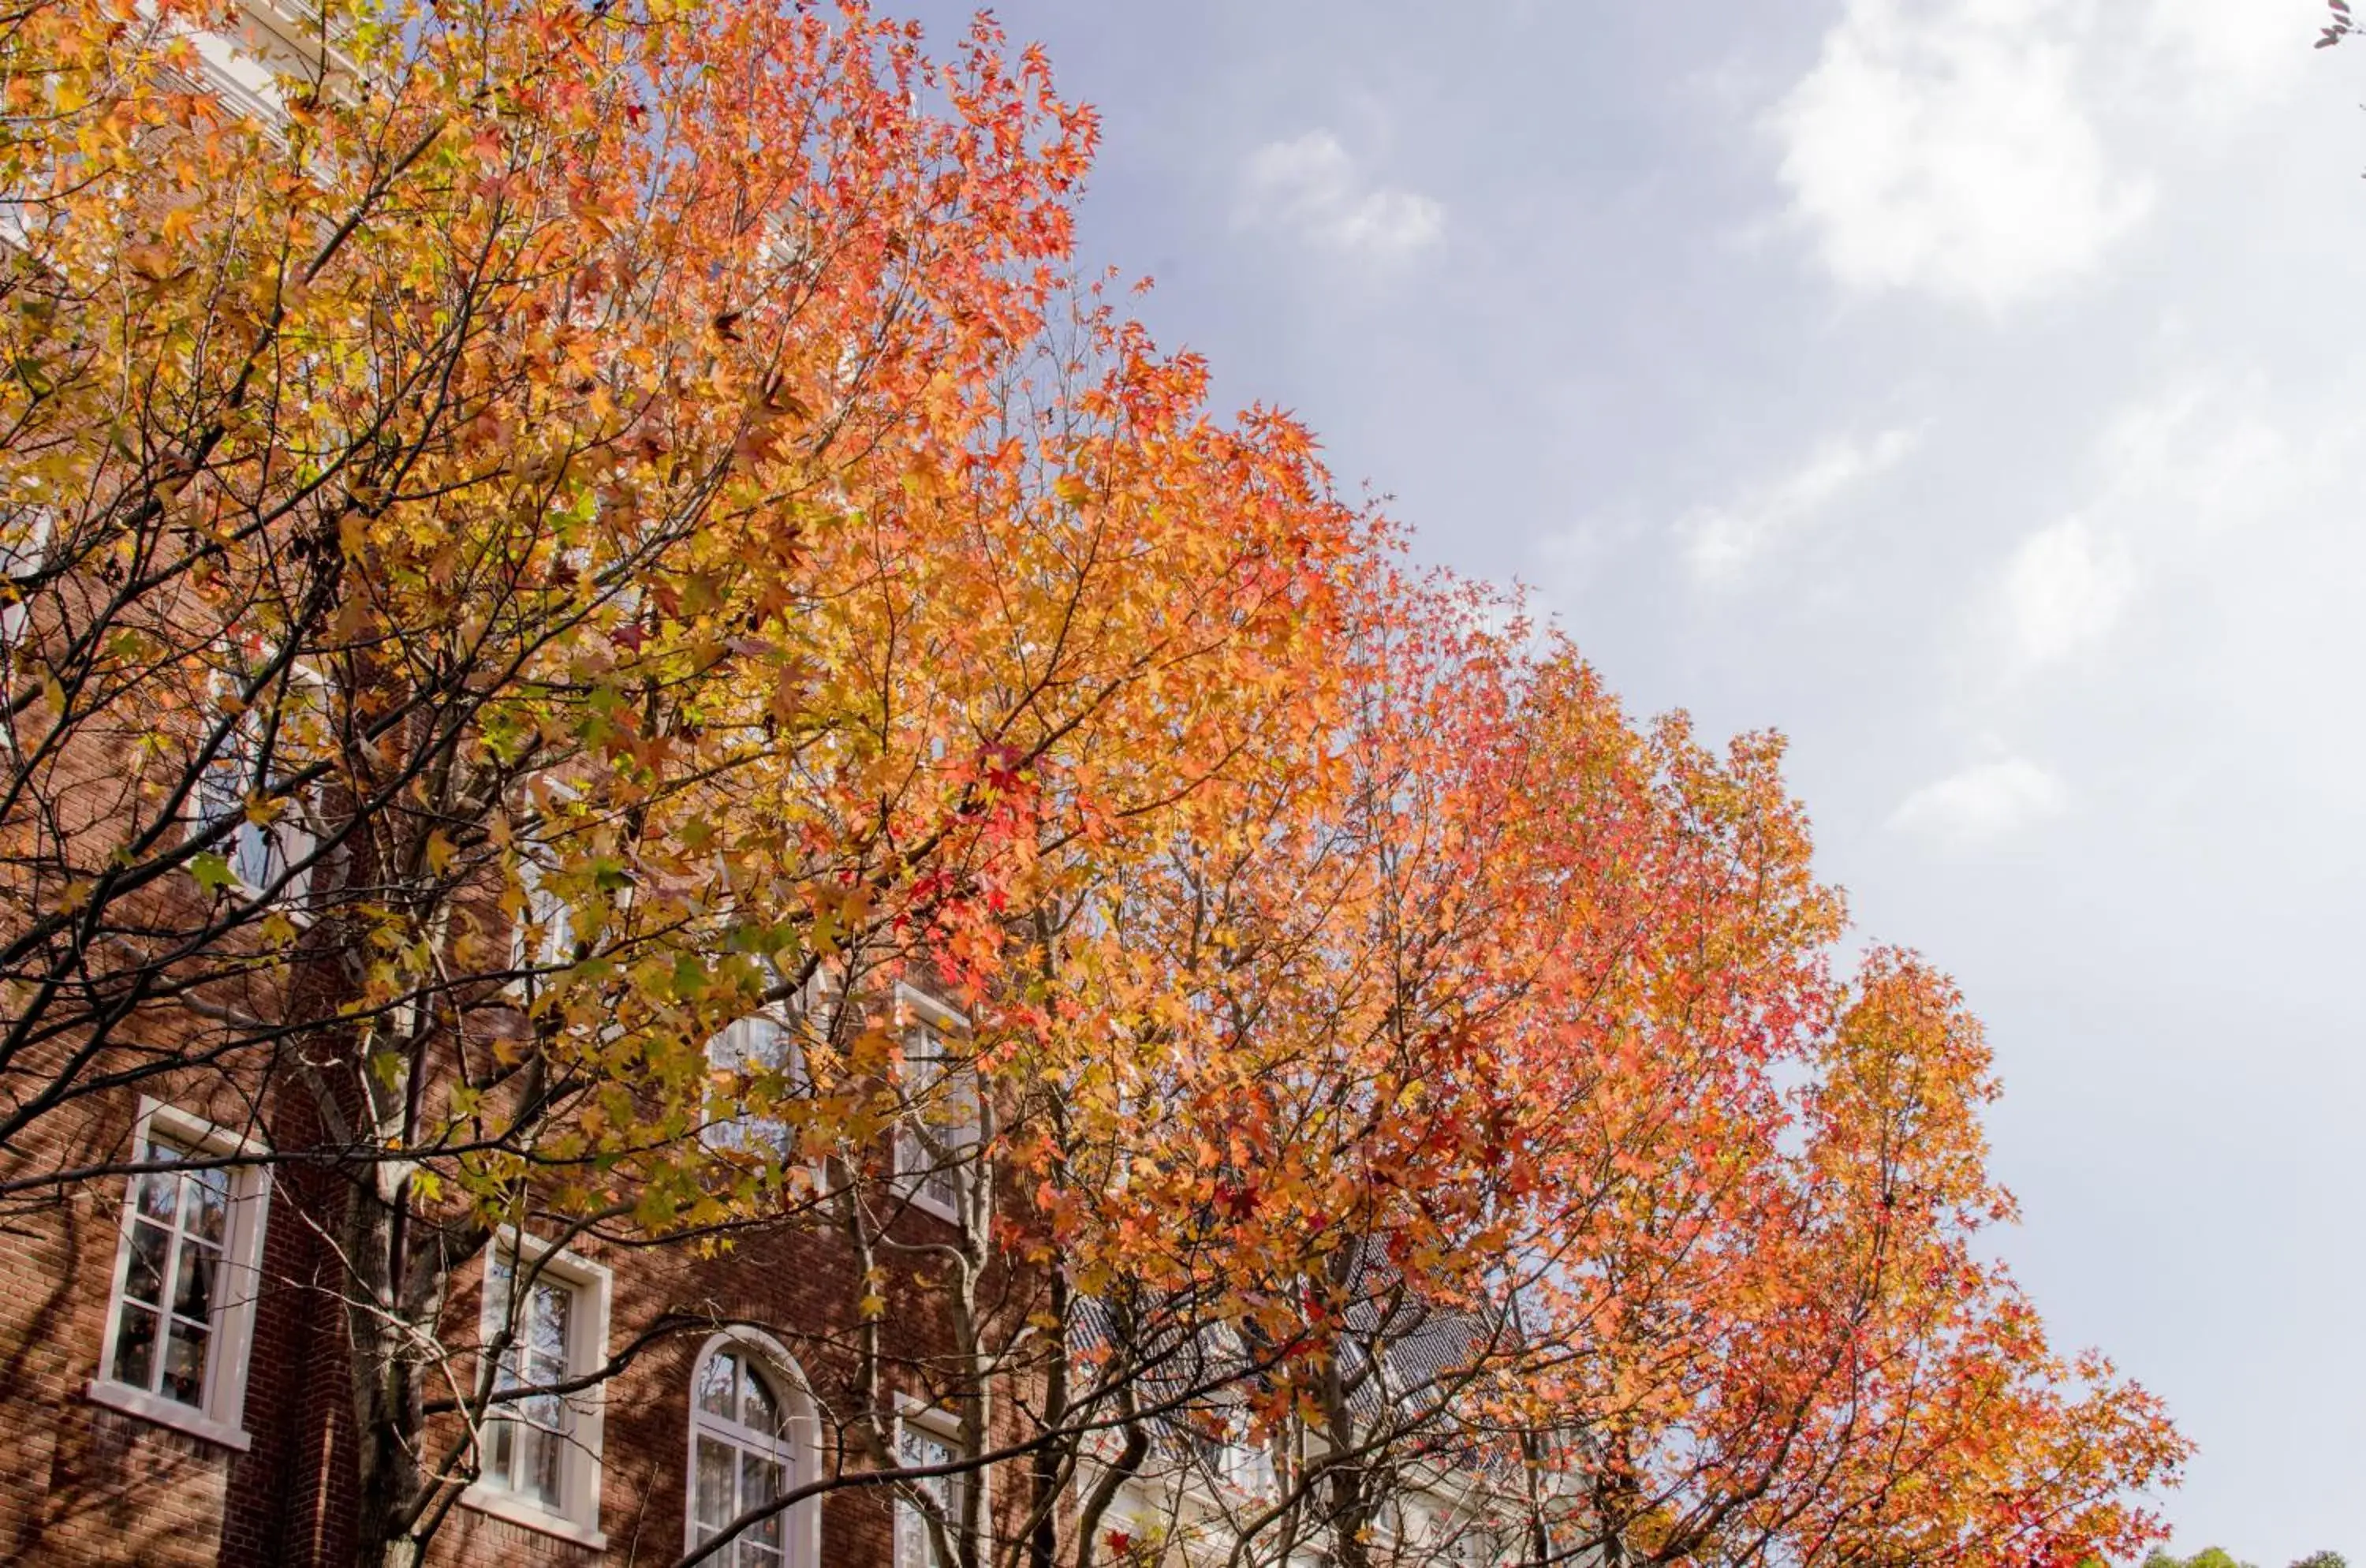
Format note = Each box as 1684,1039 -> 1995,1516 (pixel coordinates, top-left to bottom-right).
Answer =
0,1077 -> 332,1566
0,1078 -> 1045,1568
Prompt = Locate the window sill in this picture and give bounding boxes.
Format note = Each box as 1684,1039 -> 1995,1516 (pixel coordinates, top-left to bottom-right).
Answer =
894,1177 -> 964,1226
460,1484 -> 609,1551
83,1379 -> 252,1451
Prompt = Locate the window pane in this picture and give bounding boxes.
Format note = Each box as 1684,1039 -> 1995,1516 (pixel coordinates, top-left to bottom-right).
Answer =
183,1167 -> 230,1244
111,1301 -> 159,1389
487,1417 -> 515,1482
706,1017 -> 797,1154
195,755 -> 244,828
524,866 -> 573,970
904,1026 -> 946,1085
123,1219 -> 170,1308
134,1159 -> 180,1225
740,1364 -> 781,1435
695,1433 -> 737,1533
521,1424 -> 563,1510
696,1348 -> 739,1419
524,1279 -> 571,1385
171,1238 -> 218,1321
161,1317 -> 209,1406
747,1017 -> 787,1070
232,823 -> 274,888
901,1425 -> 951,1469
740,1452 -> 783,1551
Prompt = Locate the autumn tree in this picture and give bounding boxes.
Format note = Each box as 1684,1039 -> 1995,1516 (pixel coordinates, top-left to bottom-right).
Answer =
2145,1551 -> 2349,1568
0,4 -> 2191,1568
0,0 -> 1368,1562
896,561 -> 2190,1568
968,584 -> 2192,1568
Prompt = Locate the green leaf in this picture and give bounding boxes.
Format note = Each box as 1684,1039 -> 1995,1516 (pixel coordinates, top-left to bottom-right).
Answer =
189,851 -> 235,894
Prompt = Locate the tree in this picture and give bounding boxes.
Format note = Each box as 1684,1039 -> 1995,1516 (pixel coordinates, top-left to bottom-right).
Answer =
2145,1552 -> 2257,1568
2144,1551 -> 2349,1568
0,3 -> 2190,1568
0,0 -> 1363,1562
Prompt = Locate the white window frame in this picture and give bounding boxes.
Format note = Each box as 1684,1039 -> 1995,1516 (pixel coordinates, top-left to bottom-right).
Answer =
461,1230 -> 612,1549
682,1328 -> 821,1568
890,985 -> 977,1223
86,1097 -> 273,1450
894,1400 -> 980,1568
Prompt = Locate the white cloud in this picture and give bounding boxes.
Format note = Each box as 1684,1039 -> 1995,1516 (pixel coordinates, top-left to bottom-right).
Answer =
1239,130 -> 1445,262
1771,0 -> 2152,310
2136,0 -> 2305,116
1889,755 -> 2069,847
1767,0 -> 2319,310
1991,514 -> 2134,672
1682,427 -> 1920,585
1980,374 -> 2301,679
2085,379 -> 2297,541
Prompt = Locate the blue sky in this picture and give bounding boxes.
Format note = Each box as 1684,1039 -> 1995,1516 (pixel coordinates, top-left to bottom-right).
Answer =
905,1 -> 2364,1555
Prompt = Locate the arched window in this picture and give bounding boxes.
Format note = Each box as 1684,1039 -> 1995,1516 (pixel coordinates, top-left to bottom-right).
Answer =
686,1336 -> 815,1567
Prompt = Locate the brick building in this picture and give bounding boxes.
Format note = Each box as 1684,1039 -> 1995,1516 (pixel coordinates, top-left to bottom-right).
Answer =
0,6 -> 1551,1566
0,1079 -> 965,1568
0,2 -> 1064,1562
0,917 -> 1023,1568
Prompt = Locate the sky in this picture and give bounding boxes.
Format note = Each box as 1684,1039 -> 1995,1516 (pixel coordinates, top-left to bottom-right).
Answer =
900,1 -> 2364,1556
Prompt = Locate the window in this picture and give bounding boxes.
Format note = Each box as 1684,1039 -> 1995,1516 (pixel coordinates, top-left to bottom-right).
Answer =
1442,1519 -> 1504,1568
517,857 -> 574,979
190,678 -> 316,905
465,1235 -> 610,1547
703,1011 -> 798,1156
1182,1407 -> 1272,1499
502,848 -> 586,1006
0,508 -> 50,644
88,1099 -> 271,1449
891,988 -> 978,1221
895,1406 -> 972,1568
687,1335 -> 815,1568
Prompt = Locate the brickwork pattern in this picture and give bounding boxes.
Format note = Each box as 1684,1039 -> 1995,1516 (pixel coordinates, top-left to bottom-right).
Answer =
2,1075 -> 1043,1568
